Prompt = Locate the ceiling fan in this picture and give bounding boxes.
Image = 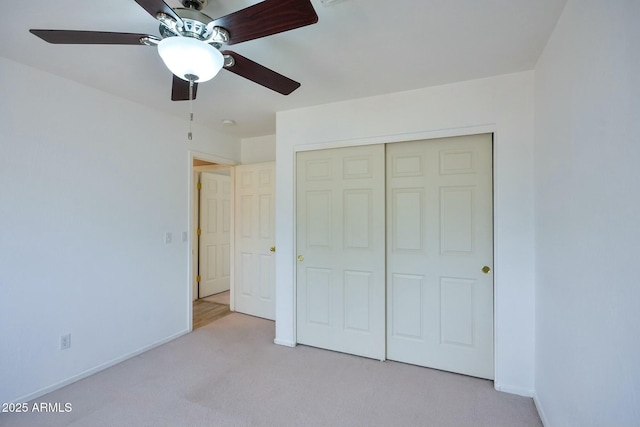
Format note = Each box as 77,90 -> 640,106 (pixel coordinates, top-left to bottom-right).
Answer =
29,0 -> 319,100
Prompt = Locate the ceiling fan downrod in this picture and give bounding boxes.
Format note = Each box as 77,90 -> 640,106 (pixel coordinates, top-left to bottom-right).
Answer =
187,75 -> 196,141
182,0 -> 203,10
181,0 -> 207,10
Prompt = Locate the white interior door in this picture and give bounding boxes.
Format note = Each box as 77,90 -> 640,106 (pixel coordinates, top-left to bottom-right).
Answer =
386,134 -> 494,379
198,172 -> 231,298
296,145 -> 386,360
234,162 -> 276,320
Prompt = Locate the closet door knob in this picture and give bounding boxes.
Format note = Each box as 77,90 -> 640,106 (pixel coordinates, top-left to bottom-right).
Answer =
297,255 -> 304,262
482,266 -> 491,274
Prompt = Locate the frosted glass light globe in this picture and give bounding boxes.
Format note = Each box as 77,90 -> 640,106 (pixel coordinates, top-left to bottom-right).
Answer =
157,36 -> 224,82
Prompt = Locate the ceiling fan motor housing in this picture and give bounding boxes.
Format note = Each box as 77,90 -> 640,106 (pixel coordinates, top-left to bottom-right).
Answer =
160,8 -> 209,38
158,7 -> 228,47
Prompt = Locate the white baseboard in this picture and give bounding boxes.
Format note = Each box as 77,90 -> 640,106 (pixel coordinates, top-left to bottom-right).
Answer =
11,329 -> 190,404
533,393 -> 549,427
273,338 -> 296,347
494,382 -> 534,397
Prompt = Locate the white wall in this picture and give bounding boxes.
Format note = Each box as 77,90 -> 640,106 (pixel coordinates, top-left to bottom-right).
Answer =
534,0 -> 640,425
241,134 -> 276,164
275,71 -> 536,395
0,57 -> 240,403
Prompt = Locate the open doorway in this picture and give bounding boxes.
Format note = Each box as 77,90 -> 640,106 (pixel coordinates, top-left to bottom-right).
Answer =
189,155 -> 277,328
192,157 -> 233,329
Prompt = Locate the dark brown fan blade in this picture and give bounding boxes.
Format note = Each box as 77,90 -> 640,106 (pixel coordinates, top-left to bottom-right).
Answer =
171,75 -> 198,101
222,51 -> 300,95
30,29 -> 152,45
134,0 -> 184,26
212,0 -> 318,45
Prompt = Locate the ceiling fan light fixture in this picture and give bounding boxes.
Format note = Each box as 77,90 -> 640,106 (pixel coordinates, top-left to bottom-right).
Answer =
157,36 -> 223,83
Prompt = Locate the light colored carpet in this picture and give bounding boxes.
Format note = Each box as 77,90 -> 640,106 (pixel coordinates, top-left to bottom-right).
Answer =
0,313 -> 542,427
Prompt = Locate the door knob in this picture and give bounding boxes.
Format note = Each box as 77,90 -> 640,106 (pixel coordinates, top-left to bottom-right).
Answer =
482,266 -> 491,274
270,246 -> 276,253
297,255 -> 304,262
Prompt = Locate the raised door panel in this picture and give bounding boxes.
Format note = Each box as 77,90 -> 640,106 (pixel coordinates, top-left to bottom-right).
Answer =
206,246 -> 217,280
259,195 -> 272,239
344,190 -> 371,250
440,187 -> 474,255
391,273 -> 423,339
392,189 -> 423,252
440,277 -> 475,347
306,191 -> 332,248
239,252 -> 253,296
343,270 -> 372,332
239,195 -> 253,239
305,268 -> 332,326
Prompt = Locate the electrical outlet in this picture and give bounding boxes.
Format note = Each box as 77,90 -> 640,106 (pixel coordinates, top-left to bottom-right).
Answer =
165,232 -> 173,244
60,333 -> 71,350
182,231 -> 188,242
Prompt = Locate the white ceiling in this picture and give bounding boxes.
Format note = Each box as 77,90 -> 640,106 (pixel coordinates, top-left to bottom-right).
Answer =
2,0 -> 566,139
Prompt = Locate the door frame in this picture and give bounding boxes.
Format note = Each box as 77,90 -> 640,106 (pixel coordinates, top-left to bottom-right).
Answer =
188,150 -> 237,331
291,126 -> 497,370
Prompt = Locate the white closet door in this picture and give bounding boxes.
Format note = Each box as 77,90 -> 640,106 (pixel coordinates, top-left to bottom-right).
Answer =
296,145 -> 386,360
234,162 -> 276,320
199,172 -> 231,298
386,134 -> 494,379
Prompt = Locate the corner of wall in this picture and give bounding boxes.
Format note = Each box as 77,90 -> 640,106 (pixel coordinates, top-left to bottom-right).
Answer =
240,134 -> 276,164
494,383 -> 534,398
533,393 -> 549,427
